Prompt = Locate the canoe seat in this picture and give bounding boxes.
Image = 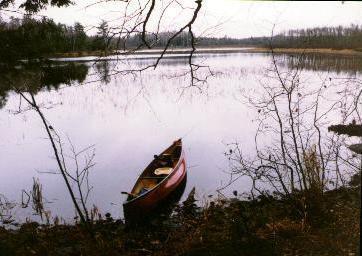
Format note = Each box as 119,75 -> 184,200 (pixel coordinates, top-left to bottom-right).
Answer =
154,167 -> 173,176
140,176 -> 165,179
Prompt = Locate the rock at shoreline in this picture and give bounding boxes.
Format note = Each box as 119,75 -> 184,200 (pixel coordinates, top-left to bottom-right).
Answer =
348,144 -> 362,154
328,124 -> 362,137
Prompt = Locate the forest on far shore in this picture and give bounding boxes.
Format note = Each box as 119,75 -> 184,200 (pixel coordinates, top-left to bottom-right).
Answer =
0,15 -> 362,62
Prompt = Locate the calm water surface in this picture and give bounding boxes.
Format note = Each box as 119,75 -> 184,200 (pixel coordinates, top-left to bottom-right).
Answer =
0,52 -> 361,221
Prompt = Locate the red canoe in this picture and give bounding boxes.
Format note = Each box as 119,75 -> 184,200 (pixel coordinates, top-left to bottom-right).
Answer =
123,139 -> 186,221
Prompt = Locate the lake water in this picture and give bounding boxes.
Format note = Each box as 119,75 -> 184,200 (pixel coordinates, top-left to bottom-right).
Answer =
0,51 -> 361,222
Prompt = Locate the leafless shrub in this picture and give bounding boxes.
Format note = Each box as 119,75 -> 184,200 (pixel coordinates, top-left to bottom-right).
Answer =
222,28 -> 361,202
11,89 -> 96,224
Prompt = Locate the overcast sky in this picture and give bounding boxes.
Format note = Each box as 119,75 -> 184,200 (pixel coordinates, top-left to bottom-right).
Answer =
4,0 -> 362,38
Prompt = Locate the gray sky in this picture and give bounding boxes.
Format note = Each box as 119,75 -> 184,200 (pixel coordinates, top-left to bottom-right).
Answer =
5,0 -> 362,38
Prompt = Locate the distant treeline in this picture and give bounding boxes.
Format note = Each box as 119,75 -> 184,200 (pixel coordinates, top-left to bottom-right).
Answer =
122,31 -> 245,48
245,25 -> 362,50
122,24 -> 362,50
0,16 -> 109,62
0,15 -> 361,63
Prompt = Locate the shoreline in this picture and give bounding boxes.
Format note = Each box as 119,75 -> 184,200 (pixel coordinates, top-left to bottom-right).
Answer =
50,47 -> 362,60
250,47 -> 362,56
0,186 -> 359,255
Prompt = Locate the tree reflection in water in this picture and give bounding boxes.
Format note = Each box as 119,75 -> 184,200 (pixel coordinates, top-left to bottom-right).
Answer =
281,54 -> 362,75
0,62 -> 89,109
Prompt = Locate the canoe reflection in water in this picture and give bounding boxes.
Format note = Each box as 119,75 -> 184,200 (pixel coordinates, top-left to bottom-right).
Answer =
123,139 -> 187,224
